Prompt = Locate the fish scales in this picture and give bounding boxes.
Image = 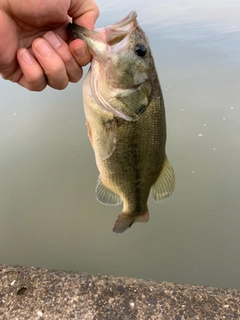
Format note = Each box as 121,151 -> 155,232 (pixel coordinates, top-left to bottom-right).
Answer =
101,89 -> 166,211
67,11 -> 175,233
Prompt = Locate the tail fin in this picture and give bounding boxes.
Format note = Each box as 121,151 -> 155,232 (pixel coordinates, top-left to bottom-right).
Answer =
112,210 -> 149,233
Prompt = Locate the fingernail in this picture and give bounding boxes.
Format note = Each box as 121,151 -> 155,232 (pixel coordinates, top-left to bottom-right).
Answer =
74,45 -> 86,58
44,31 -> 61,49
34,39 -> 52,57
19,49 -> 33,65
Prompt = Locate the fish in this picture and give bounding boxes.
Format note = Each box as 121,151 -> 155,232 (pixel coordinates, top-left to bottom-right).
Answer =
67,11 -> 175,233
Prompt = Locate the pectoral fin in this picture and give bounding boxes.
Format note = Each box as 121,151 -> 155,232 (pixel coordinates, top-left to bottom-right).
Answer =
95,176 -> 122,205
86,120 -> 93,148
98,118 -> 117,160
151,156 -> 175,202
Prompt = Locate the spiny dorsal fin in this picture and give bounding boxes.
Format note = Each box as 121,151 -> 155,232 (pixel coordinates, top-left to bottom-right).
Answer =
151,156 -> 175,202
95,176 -> 122,205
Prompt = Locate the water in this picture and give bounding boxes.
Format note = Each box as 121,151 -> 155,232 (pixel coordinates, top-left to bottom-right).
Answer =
0,0 -> 240,290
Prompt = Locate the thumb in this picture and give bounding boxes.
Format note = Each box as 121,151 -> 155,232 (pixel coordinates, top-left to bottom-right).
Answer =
69,0 -> 99,30
68,0 -> 99,67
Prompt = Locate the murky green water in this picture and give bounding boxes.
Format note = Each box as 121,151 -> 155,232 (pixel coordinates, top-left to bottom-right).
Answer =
0,0 -> 240,289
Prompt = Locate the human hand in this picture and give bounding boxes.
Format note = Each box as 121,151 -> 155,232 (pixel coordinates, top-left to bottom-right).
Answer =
0,0 -> 99,91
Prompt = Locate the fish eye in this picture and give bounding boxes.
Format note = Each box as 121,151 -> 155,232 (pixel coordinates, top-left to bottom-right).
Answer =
135,44 -> 147,57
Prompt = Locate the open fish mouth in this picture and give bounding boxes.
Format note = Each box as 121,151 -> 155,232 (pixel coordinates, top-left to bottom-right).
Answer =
106,11 -> 137,29
102,11 -> 137,45
67,11 -> 138,50
67,11 -> 151,121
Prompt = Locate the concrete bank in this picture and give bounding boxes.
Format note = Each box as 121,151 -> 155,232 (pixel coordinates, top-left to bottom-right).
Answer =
0,264 -> 239,320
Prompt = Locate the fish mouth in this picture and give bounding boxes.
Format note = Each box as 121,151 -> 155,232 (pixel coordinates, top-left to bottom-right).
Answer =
103,11 -> 137,45
67,11 -> 138,54
107,11 -> 137,29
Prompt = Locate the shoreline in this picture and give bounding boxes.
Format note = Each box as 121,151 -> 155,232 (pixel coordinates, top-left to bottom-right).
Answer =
0,264 -> 239,319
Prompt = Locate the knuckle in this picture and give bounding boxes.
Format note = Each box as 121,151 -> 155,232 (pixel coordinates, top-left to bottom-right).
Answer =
49,78 -> 68,90
29,83 -> 47,92
69,70 -> 83,83
1,71 -> 20,83
18,77 -> 47,91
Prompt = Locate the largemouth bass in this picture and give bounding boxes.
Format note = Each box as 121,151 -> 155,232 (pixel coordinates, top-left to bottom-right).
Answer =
67,11 -> 175,233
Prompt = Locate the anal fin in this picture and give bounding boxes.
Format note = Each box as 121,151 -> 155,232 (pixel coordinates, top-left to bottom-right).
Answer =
95,176 -> 122,206
151,156 -> 175,202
